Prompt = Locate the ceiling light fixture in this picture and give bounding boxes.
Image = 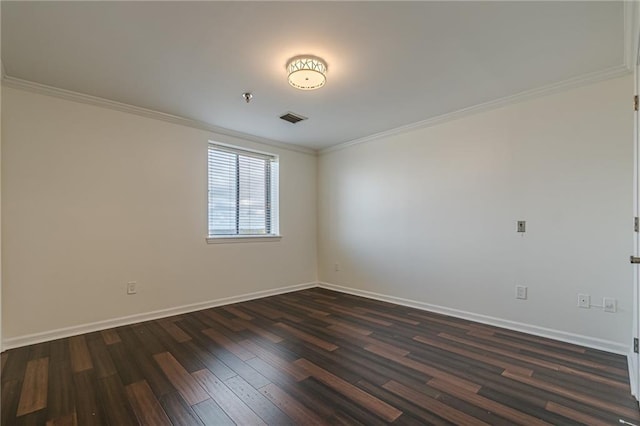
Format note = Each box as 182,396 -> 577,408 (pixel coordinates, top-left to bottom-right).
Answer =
287,56 -> 327,90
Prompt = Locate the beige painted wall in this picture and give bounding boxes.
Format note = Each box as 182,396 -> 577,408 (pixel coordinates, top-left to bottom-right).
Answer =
2,87 -> 317,340
318,75 -> 633,348
2,74 -> 634,351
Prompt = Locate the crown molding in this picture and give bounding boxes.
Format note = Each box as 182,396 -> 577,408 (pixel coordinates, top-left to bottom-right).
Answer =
624,0 -> 639,71
1,76 -> 317,156
320,64 -> 631,155
3,61 -> 629,158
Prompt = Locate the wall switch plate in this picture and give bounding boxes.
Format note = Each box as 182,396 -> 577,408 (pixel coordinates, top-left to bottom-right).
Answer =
516,285 -> 527,300
603,297 -> 617,313
517,221 -> 526,233
334,263 -> 340,272
578,294 -> 590,308
127,281 -> 137,295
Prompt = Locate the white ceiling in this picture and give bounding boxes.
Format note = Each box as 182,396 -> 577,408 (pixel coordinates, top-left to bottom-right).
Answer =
1,1 -> 626,150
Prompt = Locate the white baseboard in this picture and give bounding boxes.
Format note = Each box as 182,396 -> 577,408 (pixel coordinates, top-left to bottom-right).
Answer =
630,348 -> 639,400
318,282 -> 628,355
1,281 -> 317,350
3,280 -> 630,357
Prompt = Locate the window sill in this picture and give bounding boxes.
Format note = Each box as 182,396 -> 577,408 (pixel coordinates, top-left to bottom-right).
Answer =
206,235 -> 282,244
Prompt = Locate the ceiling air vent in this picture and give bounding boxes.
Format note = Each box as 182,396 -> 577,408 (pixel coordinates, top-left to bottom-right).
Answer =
279,112 -> 307,124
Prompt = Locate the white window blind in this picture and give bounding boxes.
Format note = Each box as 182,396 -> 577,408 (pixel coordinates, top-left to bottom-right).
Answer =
208,143 -> 279,237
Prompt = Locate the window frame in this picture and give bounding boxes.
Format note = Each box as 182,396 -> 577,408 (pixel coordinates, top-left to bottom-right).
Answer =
206,142 -> 281,244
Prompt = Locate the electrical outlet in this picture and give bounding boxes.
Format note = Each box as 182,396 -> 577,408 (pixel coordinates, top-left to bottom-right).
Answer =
517,221 -> 526,233
127,281 -> 137,295
603,297 -> 617,313
578,294 -> 590,308
334,263 -> 340,272
515,285 -> 527,300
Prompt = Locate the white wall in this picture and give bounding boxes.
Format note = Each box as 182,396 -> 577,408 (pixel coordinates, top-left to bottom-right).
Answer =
2,87 -> 317,342
2,75 -> 634,353
318,75 -> 633,350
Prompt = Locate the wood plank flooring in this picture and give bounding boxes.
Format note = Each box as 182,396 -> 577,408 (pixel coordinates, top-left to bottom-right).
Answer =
1,288 -> 639,425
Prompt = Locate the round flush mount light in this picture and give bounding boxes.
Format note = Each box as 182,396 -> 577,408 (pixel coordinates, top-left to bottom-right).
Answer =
287,56 -> 327,90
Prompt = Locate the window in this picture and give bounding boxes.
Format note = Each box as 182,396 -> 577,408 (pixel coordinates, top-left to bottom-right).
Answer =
207,143 -> 279,242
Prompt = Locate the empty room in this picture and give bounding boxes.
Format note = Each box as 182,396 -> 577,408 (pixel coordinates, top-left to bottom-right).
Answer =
2,1 -> 640,424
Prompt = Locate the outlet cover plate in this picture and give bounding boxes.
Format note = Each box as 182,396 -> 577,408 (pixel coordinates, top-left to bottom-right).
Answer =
516,285 -> 527,300
603,297 -> 617,313
127,281 -> 137,295
578,294 -> 590,308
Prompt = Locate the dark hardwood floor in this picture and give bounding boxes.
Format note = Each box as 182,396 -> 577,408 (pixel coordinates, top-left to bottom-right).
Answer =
1,288 -> 639,425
